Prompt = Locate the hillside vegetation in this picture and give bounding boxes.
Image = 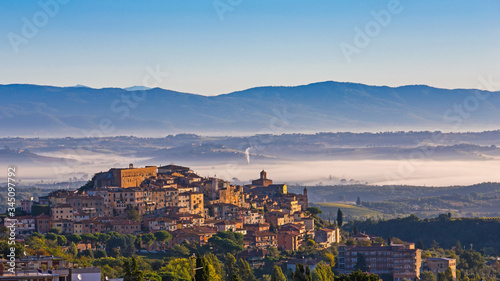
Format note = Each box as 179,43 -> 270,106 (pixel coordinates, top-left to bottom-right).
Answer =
349,215 -> 500,254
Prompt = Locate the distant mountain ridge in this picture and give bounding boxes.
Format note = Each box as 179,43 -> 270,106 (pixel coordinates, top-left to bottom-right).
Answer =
1,81 -> 499,137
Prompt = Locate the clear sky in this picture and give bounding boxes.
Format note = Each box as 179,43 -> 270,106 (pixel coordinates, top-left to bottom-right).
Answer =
1,0 -> 499,95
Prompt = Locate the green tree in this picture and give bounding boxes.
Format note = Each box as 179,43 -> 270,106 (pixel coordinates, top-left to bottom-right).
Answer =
353,226 -> 359,235
321,251 -> 336,267
456,240 -> 464,255
209,232 -> 244,255
31,204 -> 50,216
154,231 -> 172,243
271,265 -> 287,281
122,235 -> 137,257
293,263 -> 311,281
49,227 -> 61,234
95,233 -> 111,245
94,250 -> 107,258
354,253 -> 369,272
205,252 -> 223,281
444,267 -> 453,281
456,269 -> 462,281
56,235 -> 67,246
306,266 -> 312,281
123,256 -> 145,281
125,207 -> 141,222
356,196 -> 361,206
225,253 -> 237,281
311,261 -> 334,281
262,275 -> 272,281
67,234 -> 82,244
158,258 -> 193,281
45,232 -> 57,241
141,233 -> 155,247
170,244 -> 190,258
237,258 -> 256,281
67,242 -> 78,256
347,270 -> 379,281
195,254 -> 210,281
81,233 -> 96,249
230,275 -> 243,281
337,209 -> 343,227
459,250 -> 485,273
420,271 -> 437,281
143,272 -> 161,281
306,207 -> 322,216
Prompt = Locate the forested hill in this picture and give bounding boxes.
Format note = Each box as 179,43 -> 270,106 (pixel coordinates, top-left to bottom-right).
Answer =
349,215 -> 500,254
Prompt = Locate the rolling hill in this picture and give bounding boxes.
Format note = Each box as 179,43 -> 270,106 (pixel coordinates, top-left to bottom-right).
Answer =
1,81 -> 500,137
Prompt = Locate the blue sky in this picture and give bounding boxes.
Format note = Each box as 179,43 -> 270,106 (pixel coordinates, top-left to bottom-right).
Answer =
1,0 -> 499,95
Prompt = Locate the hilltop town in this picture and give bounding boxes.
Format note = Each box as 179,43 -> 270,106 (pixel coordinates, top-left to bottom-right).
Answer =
1,164 -> 495,281
33,164 -> 315,249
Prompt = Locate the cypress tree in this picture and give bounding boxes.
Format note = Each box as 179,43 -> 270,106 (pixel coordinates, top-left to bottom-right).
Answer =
337,209 -> 343,227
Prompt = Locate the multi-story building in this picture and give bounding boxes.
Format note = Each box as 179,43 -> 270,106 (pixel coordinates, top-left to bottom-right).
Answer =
278,231 -> 301,251
276,196 -> 301,215
158,164 -> 192,175
108,188 -> 146,216
208,203 -> 241,220
170,227 -> 217,246
177,192 -> 204,215
109,219 -> 141,235
66,195 -> 108,217
219,185 -> 245,207
315,227 -> 341,245
51,204 -> 74,221
264,211 -> 294,227
0,255 -> 101,281
94,164 -> 157,188
241,209 -> 264,224
338,243 -> 421,281
245,231 -> 278,249
20,199 -> 34,214
214,220 -> 243,232
35,214 -> 52,233
9,216 -> 35,235
425,258 -> 456,280
144,217 -> 178,232
243,223 -> 270,233
52,220 -> 74,234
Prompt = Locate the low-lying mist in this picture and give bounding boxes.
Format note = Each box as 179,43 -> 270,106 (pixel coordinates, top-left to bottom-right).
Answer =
3,155 -> 500,188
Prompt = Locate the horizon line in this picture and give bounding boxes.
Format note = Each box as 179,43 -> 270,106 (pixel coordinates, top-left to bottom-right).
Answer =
1,80 -> 497,97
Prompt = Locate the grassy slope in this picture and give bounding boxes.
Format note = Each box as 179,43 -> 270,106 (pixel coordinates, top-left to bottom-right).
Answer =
311,202 -> 388,220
